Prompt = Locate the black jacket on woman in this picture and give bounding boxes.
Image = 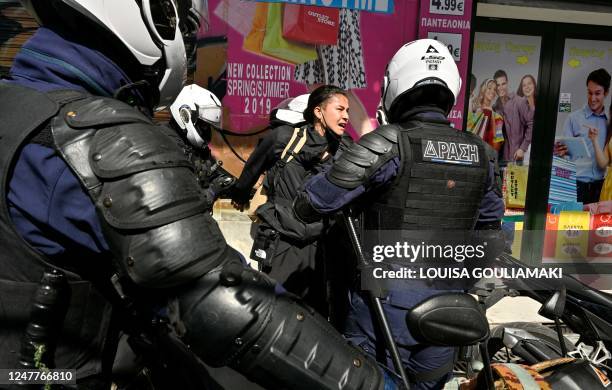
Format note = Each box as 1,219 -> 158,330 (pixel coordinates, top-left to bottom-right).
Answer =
233,123 -> 342,314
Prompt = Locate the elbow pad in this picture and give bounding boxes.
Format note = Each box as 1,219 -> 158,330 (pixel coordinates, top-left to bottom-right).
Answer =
326,125 -> 399,189
178,263 -> 390,390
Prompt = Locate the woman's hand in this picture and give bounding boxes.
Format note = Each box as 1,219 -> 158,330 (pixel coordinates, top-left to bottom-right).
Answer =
513,148 -> 525,161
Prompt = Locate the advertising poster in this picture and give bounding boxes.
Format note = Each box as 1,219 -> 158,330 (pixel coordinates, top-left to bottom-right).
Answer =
469,32 -> 541,219
469,32 -> 541,164
197,0 -> 418,139
547,38 -> 612,262
553,39 -> 612,205
418,0 -> 474,129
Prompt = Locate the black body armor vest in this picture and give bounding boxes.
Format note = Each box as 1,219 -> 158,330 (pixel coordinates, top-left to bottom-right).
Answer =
0,83 -> 113,381
363,120 -> 489,232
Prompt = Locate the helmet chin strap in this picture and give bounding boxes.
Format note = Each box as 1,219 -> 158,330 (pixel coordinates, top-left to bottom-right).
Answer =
113,80 -> 152,110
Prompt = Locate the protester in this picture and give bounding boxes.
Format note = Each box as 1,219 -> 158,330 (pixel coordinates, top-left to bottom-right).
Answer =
295,9 -> 372,135
232,85 -> 349,315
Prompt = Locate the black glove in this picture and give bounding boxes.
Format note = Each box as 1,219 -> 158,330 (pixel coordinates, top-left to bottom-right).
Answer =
209,173 -> 236,199
229,185 -> 254,206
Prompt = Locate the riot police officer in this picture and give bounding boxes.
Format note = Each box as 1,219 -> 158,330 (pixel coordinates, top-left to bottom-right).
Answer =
0,1 -> 402,389
170,84 -> 236,209
294,39 -> 505,389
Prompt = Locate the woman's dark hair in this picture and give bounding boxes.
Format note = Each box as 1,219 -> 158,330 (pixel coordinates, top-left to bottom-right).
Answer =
303,85 -> 348,124
517,74 -> 537,98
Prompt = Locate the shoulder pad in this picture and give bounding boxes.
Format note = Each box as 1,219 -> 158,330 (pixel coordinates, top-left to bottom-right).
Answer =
50,97 -> 227,288
52,96 -> 192,190
98,167 -> 209,230
374,124 -> 400,143
358,129 -> 395,154
327,125 -> 399,189
63,97 -> 151,128
69,96 -> 192,179
325,158 -> 368,188
90,122 -> 192,179
341,143 -> 379,167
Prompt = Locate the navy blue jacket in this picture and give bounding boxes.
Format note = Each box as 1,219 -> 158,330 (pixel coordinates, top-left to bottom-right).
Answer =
4,28 -> 136,262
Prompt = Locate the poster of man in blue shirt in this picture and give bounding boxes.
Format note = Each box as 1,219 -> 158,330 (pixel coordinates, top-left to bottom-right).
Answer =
555,68 -> 610,204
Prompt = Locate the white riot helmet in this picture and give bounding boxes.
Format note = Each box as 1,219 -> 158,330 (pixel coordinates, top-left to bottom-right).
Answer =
170,84 -> 221,148
271,94 -> 310,125
382,39 -> 461,120
19,0 -> 199,110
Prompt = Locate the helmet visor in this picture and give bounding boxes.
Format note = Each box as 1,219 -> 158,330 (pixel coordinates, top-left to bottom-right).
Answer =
149,0 -> 178,40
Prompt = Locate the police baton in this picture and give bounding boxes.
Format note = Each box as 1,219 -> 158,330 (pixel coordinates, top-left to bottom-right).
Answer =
342,210 -> 411,389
